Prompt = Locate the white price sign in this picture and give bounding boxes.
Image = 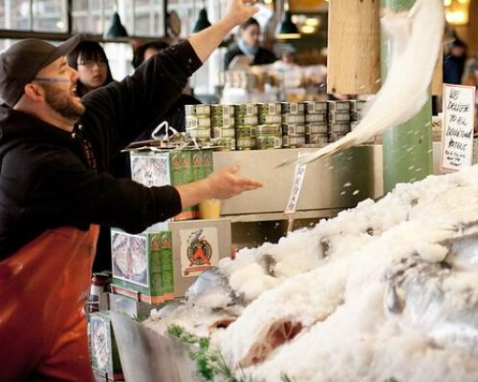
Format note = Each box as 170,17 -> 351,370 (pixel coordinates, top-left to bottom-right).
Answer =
441,84 -> 476,171
285,152 -> 308,215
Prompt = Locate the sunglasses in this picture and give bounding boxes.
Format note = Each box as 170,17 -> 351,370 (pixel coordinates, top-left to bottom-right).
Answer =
34,77 -> 70,83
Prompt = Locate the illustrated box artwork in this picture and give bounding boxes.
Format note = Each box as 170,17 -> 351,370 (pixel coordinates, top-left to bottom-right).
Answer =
130,149 -> 214,224
111,230 -> 174,304
89,312 -> 123,379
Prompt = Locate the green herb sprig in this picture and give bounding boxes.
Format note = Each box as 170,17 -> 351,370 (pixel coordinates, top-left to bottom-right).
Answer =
167,325 -> 294,382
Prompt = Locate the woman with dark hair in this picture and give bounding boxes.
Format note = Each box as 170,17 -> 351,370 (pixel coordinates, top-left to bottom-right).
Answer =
67,40 -> 115,97
224,17 -> 276,70
132,40 -> 170,69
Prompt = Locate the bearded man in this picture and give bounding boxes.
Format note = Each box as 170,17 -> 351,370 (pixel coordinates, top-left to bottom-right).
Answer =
0,1 -> 261,381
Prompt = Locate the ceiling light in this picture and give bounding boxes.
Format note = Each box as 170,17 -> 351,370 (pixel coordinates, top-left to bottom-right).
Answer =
305,18 -> 319,27
301,25 -> 316,34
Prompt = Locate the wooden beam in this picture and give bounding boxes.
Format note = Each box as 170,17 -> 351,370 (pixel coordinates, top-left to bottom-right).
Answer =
327,0 -> 381,95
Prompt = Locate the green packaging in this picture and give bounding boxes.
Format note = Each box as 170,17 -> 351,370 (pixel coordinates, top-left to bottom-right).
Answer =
111,230 -> 174,304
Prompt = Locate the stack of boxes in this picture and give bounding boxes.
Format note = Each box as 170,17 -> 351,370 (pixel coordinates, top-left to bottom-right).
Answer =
89,149 -> 231,380
304,101 -> 328,146
112,149 -> 215,303
257,102 -> 283,149
185,105 -> 212,146
110,230 -> 175,304
130,150 -> 201,223
211,105 -> 236,151
234,103 -> 258,150
349,100 -> 375,144
281,102 -> 306,148
183,100 -> 375,150
350,100 -> 366,130
327,100 -> 352,143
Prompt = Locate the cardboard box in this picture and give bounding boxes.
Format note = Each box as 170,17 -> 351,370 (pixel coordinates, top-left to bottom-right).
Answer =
130,150 -> 194,222
130,149 -> 214,223
191,149 -> 214,183
111,219 -> 232,302
111,230 -> 174,304
89,312 -> 123,378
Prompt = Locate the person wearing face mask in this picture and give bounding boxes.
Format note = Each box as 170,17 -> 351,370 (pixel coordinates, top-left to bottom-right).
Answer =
224,17 -> 276,70
67,40 -> 115,97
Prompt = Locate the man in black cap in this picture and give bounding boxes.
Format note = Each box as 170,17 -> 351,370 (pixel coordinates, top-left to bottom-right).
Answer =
0,1 -> 260,381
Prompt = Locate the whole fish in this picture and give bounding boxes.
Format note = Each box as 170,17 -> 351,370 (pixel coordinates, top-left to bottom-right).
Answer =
385,256 -> 478,357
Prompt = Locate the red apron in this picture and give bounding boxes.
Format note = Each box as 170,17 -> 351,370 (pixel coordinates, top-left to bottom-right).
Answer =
0,225 -> 99,382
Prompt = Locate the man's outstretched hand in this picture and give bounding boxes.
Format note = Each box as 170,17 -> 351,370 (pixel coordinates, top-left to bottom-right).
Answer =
177,165 -> 262,209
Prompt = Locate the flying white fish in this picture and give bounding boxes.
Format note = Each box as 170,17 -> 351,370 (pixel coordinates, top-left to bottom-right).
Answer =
291,0 -> 444,166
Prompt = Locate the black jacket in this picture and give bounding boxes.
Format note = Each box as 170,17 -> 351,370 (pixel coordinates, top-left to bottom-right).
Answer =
0,41 -> 202,260
224,44 -> 276,70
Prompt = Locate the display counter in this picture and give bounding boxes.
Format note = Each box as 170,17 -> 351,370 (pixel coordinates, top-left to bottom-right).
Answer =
214,146 -> 375,220
215,142 -> 444,248
212,145 -> 374,248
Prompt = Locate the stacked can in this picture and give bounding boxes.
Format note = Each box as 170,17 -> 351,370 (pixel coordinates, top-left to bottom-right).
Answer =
234,103 -> 258,150
327,101 -> 351,142
211,104 -> 236,150
256,103 -> 282,149
281,102 -> 306,148
304,101 -> 328,146
185,105 -> 211,145
349,100 -> 374,144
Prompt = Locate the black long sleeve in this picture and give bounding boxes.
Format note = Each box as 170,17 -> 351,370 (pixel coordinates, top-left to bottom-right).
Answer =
81,40 -> 203,171
0,40 -> 203,258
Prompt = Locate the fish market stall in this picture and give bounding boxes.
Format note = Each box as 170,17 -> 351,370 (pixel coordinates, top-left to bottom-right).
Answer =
113,164 -> 478,382
103,0 -> 466,380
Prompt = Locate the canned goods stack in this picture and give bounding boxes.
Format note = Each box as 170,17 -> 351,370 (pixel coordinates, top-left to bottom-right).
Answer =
256,103 -> 282,149
304,101 -> 328,146
211,104 -> 236,150
281,102 -> 306,148
350,100 -> 366,126
234,103 -> 258,150
185,105 -> 211,145
350,100 -> 374,144
327,100 -> 351,142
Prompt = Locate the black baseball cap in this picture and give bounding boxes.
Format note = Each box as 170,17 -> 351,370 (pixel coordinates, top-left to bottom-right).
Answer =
0,34 -> 81,107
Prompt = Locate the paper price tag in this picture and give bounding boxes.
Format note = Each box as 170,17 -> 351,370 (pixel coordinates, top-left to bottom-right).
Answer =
285,152 -> 308,215
441,84 -> 476,171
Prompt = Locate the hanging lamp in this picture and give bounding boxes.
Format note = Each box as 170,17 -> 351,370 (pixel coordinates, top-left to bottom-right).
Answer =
106,1 -> 129,38
193,8 -> 212,33
276,0 -> 300,40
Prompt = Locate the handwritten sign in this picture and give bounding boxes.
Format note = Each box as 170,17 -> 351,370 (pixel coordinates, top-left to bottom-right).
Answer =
441,84 -> 476,171
285,152 -> 308,215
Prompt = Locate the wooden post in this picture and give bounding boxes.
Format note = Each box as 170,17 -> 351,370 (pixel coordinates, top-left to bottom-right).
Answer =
327,0 -> 381,95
